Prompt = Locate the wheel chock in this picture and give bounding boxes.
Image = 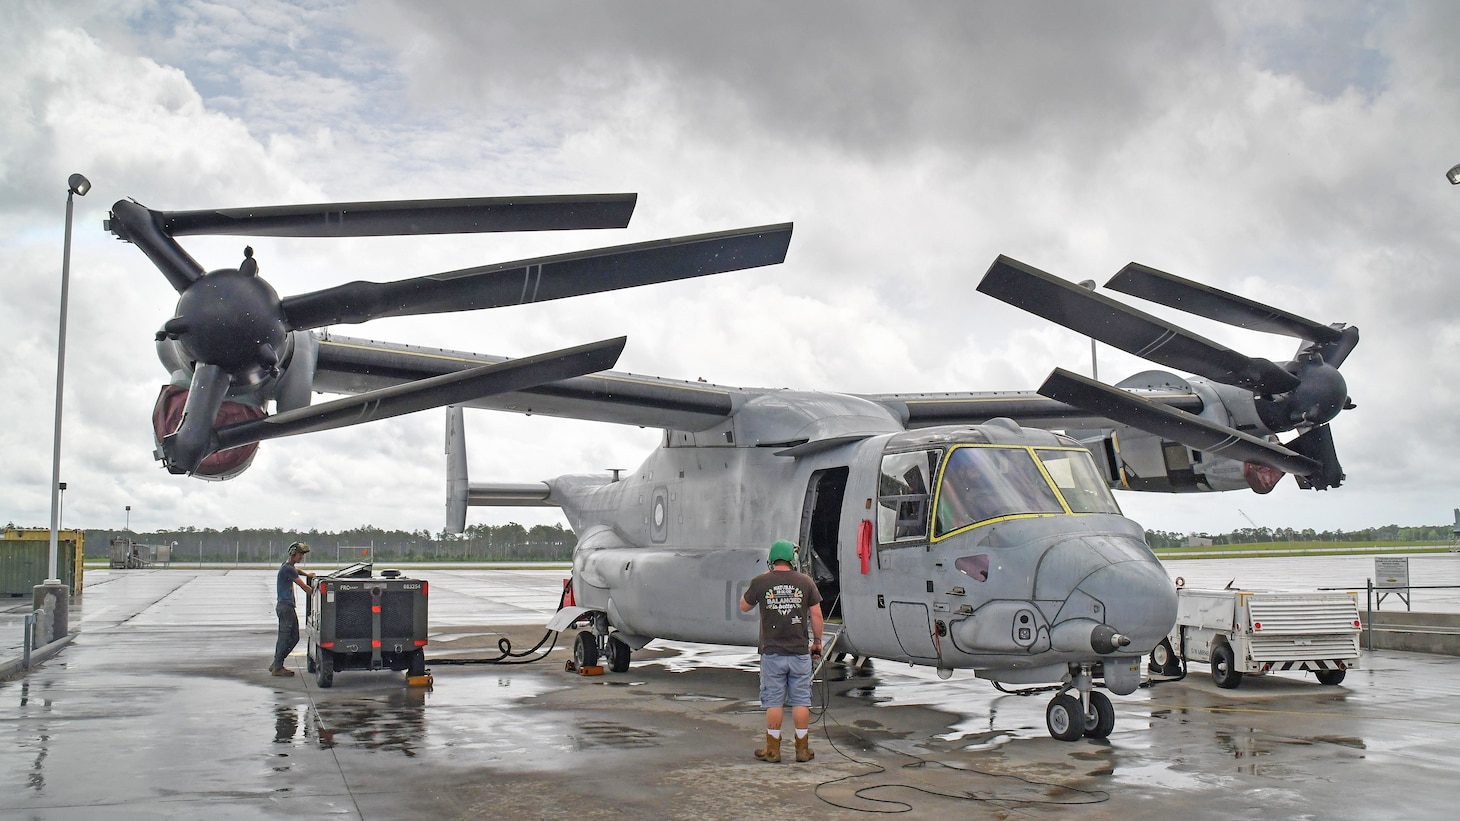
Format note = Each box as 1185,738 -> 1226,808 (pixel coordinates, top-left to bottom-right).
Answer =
578,665 -> 605,677
407,672 -> 434,688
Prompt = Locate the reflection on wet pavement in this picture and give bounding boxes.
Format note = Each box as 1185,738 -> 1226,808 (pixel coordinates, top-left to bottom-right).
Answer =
3,565 -> 1460,819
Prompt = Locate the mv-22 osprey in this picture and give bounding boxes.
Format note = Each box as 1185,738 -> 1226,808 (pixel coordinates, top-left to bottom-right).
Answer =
108,192 -> 1356,741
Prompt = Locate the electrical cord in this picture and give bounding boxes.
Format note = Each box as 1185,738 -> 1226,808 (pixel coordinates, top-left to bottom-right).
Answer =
426,584 -> 568,666
808,652 -> 1110,813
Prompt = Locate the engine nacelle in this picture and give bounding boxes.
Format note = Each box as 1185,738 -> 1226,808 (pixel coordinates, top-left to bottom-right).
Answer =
151,385 -> 266,480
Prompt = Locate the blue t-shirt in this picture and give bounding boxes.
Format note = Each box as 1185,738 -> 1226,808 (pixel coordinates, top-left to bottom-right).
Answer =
277,562 -> 300,606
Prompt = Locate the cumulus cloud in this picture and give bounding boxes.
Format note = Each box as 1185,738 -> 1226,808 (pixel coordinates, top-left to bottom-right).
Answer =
2,1 -> 1458,537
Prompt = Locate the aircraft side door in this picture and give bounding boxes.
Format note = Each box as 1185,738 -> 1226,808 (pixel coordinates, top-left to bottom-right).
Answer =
842,445 -> 942,662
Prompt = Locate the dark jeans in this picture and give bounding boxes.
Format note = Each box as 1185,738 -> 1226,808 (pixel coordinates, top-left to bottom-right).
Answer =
273,603 -> 299,668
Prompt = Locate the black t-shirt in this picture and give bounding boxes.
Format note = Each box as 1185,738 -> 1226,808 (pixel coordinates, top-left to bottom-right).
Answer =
743,568 -> 822,656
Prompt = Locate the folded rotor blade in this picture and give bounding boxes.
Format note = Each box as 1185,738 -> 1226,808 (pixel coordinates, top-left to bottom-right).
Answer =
214,337 -> 626,450
159,194 -> 638,238
1106,263 -> 1345,344
978,256 -> 1300,395
161,363 -> 232,475
1037,368 -> 1321,477
281,223 -> 794,331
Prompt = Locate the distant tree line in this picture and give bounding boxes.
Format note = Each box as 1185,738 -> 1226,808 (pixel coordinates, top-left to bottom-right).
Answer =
1144,523 -> 1454,549
24,520 -> 1455,561
80,522 -> 576,563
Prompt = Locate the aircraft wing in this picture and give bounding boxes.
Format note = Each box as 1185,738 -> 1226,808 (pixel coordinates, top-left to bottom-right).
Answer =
312,333 -> 754,431
863,388 -> 1204,431
313,334 -> 1210,435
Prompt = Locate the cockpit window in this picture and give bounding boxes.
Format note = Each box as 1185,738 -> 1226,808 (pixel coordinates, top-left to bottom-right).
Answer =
934,446 -> 1063,537
1037,448 -> 1121,514
877,449 -> 939,544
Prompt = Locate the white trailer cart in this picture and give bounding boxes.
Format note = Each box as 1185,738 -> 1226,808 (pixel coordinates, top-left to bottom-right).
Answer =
1148,587 -> 1362,688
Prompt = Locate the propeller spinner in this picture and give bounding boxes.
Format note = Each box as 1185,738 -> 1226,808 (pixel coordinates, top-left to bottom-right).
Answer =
108,194 -> 793,476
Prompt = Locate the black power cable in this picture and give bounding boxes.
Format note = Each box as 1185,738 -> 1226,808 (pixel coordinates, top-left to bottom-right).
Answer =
807,650 -> 1110,814
426,584 -> 568,666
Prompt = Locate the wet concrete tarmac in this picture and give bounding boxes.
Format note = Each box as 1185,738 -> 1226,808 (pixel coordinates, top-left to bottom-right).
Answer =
2,561 -> 1458,819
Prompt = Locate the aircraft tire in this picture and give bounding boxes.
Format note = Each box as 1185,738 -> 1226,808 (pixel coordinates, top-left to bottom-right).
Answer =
1211,642 -> 1243,689
1315,668 -> 1346,686
574,630 -> 600,668
606,635 -> 631,673
1046,693 -> 1085,742
1084,691 -> 1115,739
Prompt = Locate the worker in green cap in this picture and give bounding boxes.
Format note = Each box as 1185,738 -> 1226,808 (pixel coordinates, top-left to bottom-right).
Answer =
741,539 -> 823,763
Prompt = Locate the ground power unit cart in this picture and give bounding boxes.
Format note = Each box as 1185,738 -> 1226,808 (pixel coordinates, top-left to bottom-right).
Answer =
1149,586 -> 1362,688
305,562 -> 428,688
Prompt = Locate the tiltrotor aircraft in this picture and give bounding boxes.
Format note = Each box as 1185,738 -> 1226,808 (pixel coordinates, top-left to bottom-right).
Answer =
109,192 -> 1356,741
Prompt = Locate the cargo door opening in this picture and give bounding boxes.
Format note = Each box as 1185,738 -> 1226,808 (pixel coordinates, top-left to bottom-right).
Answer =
799,466 -> 847,620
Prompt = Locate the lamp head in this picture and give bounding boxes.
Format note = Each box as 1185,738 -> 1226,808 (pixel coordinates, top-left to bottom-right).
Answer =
1448,163 -> 1460,185
68,173 -> 90,197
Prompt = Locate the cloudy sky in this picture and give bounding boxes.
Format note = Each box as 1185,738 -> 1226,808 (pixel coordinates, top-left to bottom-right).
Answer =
4,1 -> 1458,538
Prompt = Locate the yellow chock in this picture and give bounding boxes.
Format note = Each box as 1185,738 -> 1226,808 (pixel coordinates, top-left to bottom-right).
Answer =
578,665 -> 605,677
407,673 -> 434,688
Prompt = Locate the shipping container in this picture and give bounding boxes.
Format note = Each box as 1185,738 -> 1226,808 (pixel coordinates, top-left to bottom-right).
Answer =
1,529 -> 85,597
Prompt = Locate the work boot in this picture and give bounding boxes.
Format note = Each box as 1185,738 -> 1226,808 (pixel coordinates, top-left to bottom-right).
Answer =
754,732 -> 781,763
795,733 -> 814,762
271,665 -> 295,677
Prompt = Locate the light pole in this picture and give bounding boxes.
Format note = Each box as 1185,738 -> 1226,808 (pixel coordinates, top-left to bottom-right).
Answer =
125,505 -> 131,532
58,482 -> 67,530
1078,279 -> 1099,381
46,173 -> 89,585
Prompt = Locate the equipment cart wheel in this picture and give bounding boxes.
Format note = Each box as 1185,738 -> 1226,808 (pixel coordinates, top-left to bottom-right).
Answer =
1211,642 -> 1243,689
606,635 -> 631,673
408,648 -> 427,678
1046,693 -> 1086,742
574,630 -> 600,668
1315,669 -> 1346,686
307,652 -> 317,674
1084,691 -> 1115,739
1149,638 -> 1180,676
316,648 -> 334,689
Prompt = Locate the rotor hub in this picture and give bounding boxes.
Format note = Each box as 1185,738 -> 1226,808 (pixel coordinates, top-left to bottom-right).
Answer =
169,269 -> 287,374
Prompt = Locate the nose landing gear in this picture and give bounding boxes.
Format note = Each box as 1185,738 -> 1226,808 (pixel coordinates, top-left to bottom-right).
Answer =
1045,663 -> 1115,741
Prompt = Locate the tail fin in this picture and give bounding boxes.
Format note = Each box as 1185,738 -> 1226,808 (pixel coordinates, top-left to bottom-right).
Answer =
446,406 -> 468,534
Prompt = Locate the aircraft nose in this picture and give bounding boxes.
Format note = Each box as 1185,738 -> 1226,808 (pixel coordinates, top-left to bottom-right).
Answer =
1076,559 -> 1177,652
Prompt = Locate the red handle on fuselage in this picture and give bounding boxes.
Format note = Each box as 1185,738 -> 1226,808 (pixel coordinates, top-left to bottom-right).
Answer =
858,519 -> 872,575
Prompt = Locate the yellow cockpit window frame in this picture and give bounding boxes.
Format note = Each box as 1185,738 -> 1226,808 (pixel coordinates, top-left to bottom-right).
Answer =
930,444 -> 1114,542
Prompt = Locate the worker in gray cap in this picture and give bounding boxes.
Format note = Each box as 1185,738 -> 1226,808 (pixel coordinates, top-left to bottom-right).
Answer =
270,542 -> 316,676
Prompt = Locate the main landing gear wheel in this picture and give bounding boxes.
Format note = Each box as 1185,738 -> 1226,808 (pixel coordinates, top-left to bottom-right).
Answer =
1315,669 -> 1346,685
1046,693 -> 1085,742
1211,642 -> 1243,689
574,630 -> 600,668
316,649 -> 334,689
1084,691 -> 1115,739
606,635 -> 631,673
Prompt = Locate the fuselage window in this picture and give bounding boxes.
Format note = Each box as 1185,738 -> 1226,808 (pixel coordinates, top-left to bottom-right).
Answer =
1036,448 -> 1122,514
934,446 -> 1063,537
876,449 -> 940,545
